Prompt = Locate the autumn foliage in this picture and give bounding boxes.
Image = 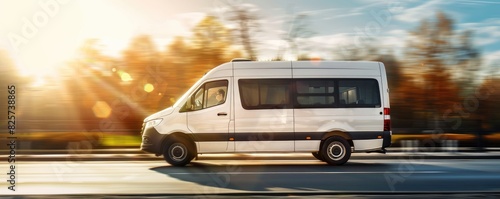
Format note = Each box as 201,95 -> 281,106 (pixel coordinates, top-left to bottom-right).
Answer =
0,12 -> 499,134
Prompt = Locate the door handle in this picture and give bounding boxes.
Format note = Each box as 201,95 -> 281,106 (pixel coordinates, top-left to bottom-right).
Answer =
217,112 -> 227,116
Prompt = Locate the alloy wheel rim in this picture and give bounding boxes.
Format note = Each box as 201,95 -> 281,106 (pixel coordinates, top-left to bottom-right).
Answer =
327,141 -> 345,161
170,144 -> 187,161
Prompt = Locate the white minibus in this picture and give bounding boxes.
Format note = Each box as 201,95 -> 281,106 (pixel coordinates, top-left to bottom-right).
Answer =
141,59 -> 391,166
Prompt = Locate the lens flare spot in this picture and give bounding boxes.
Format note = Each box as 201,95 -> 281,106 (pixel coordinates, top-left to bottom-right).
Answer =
118,70 -> 133,82
92,101 -> 112,118
144,83 -> 154,93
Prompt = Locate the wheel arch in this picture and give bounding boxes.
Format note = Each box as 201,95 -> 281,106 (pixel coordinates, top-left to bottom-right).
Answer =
161,132 -> 197,155
320,131 -> 354,150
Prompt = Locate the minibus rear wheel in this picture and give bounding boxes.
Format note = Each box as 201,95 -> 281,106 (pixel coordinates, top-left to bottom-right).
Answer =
321,136 -> 351,165
163,137 -> 194,167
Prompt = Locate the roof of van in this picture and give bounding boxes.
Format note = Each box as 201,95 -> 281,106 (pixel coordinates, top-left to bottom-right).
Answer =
229,60 -> 382,68
228,60 -> 381,64
225,61 -> 383,78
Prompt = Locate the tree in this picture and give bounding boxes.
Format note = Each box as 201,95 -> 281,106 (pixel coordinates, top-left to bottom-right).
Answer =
225,3 -> 260,60
454,30 -> 481,96
75,39 -> 117,106
477,78 -> 500,131
161,36 -> 193,105
391,75 -> 427,129
122,35 -> 161,81
404,12 -> 463,128
166,36 -> 192,64
280,13 -> 315,60
336,40 -> 379,61
374,53 -> 403,92
191,16 -> 231,72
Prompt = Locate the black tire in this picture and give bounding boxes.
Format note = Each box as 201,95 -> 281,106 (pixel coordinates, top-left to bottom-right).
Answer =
312,152 -> 325,162
320,136 -> 351,165
163,137 -> 194,167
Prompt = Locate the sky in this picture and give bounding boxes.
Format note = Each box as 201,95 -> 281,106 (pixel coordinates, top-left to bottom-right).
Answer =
0,0 -> 499,77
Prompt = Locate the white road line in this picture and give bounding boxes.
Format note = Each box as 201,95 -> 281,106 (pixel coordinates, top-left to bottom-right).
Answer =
168,171 -> 445,175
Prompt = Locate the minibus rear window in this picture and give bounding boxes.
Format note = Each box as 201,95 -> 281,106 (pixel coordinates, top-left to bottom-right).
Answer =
339,79 -> 381,108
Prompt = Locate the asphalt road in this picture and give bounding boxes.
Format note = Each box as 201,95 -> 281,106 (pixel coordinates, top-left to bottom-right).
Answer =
2,158 -> 500,197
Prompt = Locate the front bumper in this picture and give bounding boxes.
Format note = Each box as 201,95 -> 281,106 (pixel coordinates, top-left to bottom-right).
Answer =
140,126 -> 164,156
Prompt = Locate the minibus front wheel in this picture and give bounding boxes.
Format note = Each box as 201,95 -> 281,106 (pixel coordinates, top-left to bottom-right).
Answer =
163,137 -> 195,167
321,136 -> 351,165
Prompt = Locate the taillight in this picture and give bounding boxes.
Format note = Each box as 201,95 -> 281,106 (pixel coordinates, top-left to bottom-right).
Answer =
384,108 -> 391,131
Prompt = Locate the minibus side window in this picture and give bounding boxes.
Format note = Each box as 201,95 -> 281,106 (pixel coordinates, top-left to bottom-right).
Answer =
339,79 -> 381,107
192,86 -> 205,111
239,79 -> 292,109
295,79 -> 336,108
184,80 -> 228,112
204,81 -> 228,108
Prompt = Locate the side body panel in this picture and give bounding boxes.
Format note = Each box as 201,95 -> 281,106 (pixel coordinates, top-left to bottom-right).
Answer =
292,61 -> 384,152
233,61 -> 295,152
186,78 -> 232,153
183,64 -> 233,153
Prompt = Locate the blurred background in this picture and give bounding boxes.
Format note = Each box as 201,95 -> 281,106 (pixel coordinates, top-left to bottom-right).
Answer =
0,0 -> 499,150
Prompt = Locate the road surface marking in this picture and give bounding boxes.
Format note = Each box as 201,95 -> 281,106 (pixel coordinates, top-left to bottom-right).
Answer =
168,171 -> 445,175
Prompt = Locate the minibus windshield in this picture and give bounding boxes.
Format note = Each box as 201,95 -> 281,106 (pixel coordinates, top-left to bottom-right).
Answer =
172,76 -> 206,108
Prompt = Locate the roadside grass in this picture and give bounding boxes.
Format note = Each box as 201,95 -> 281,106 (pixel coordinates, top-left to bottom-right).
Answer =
100,134 -> 142,147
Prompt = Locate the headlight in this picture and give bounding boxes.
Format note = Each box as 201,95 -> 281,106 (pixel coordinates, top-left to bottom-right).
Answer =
145,118 -> 163,129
